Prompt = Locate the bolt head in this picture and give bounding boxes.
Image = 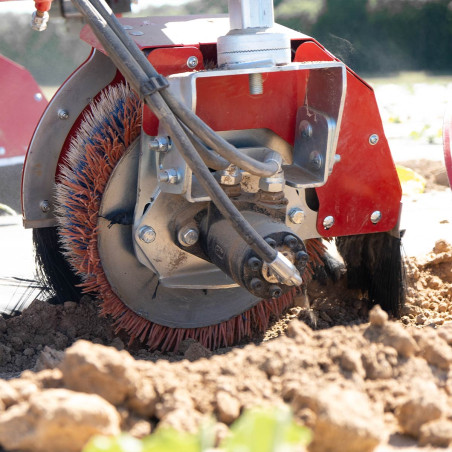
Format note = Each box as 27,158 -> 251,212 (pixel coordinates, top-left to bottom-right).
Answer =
58,109 -> 69,120
40,200 -> 50,213
265,237 -> 277,248
369,134 -> 379,145
250,278 -> 264,291
31,10 -> 49,31
259,171 -> 285,192
269,285 -> 282,298
284,235 -> 298,249
323,215 -> 335,230
288,207 -> 305,224
247,257 -> 262,271
370,210 -> 382,224
217,165 -> 242,185
309,151 -> 323,170
300,120 -> 313,138
159,168 -> 180,184
178,227 -> 199,246
295,251 -> 309,264
149,136 -> 171,152
138,226 -> 156,244
187,56 -> 199,69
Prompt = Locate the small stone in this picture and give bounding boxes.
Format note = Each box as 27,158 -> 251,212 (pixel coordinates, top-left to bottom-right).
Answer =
395,394 -> 444,437
110,337 -> 125,351
416,314 -> 427,325
419,419 -> 452,447
23,348 -> 35,357
381,323 -> 418,358
216,391 -> 241,425
339,349 -> 364,376
183,342 -> 212,361
34,346 -> 65,372
369,305 -> 388,327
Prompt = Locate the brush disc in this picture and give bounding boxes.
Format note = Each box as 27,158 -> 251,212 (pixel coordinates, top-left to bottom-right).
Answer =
53,83 -> 327,351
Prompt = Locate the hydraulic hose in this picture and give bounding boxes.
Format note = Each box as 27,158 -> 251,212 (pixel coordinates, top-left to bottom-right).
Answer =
71,0 -> 303,286
85,0 -> 281,177
71,0 -> 277,264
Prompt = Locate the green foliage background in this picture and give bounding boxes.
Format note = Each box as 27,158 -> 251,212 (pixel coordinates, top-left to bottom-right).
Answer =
1,0 -> 451,85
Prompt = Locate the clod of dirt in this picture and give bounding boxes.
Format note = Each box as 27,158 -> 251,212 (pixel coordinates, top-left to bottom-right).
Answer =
0,241 -> 451,451
419,419 -> 452,448
395,383 -> 446,438
0,388 -> 120,452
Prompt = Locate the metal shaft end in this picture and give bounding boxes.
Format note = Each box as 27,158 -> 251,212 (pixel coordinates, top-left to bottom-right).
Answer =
268,252 -> 303,287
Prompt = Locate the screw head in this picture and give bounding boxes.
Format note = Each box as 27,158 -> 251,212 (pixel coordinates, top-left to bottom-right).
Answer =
40,200 -> 50,213
247,257 -> 261,271
284,235 -> 298,249
370,211 -> 382,224
34,93 -> 43,102
369,134 -> 379,145
149,136 -> 171,152
138,226 -> 156,244
250,278 -> 264,291
323,216 -> 335,230
187,56 -> 199,69
178,227 -> 199,246
58,109 -> 69,120
265,237 -> 277,248
288,207 -> 305,224
300,120 -> 312,138
295,250 -> 309,264
309,151 -> 323,170
269,285 -> 282,298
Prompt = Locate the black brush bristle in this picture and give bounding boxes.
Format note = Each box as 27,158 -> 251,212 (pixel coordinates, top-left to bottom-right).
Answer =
336,232 -> 406,317
33,227 -> 82,304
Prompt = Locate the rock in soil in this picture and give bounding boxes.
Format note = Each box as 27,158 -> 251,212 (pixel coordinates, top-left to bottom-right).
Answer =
0,241 -> 451,451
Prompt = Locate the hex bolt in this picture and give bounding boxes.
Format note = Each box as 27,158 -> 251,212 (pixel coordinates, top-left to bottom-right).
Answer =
187,56 -> 199,69
31,10 -> 49,31
370,210 -> 382,224
178,227 -> 199,246
265,237 -> 277,248
159,168 -> 180,184
248,257 -> 262,271
369,134 -> 379,145
323,215 -> 335,230
40,200 -> 50,213
149,136 -> 171,152
284,235 -> 298,249
295,250 -> 309,264
250,278 -> 264,291
138,226 -> 156,244
269,285 -> 282,298
249,73 -> 263,95
288,207 -> 305,224
58,109 -> 69,120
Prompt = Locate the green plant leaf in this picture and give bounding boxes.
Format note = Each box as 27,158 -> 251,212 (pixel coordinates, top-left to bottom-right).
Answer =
83,433 -> 143,452
141,428 -> 202,452
221,406 -> 312,452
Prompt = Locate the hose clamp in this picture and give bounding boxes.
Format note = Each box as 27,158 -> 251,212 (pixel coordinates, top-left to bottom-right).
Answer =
141,75 -> 169,97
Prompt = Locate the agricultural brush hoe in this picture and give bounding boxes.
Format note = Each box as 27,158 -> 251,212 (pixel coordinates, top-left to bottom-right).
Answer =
15,0 -> 407,351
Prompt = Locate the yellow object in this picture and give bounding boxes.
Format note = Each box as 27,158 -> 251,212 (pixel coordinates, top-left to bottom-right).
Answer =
396,165 -> 426,195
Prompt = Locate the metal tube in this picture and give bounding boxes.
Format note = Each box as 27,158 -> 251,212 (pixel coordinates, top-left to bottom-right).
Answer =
83,0 -> 281,177
71,0 -> 279,264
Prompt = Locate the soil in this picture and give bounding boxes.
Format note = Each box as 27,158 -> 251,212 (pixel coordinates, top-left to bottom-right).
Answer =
0,161 -> 451,451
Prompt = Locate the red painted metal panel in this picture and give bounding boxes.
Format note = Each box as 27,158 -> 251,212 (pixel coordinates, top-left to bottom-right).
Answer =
142,47 -> 204,136
294,42 -> 402,237
443,103 -> 452,189
0,55 -> 47,164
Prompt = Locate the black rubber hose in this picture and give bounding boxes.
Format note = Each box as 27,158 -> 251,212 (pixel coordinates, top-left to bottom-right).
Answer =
71,0 -> 278,263
85,0 -> 280,177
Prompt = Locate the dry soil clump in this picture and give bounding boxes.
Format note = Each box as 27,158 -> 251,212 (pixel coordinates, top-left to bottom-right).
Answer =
0,240 -> 451,452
